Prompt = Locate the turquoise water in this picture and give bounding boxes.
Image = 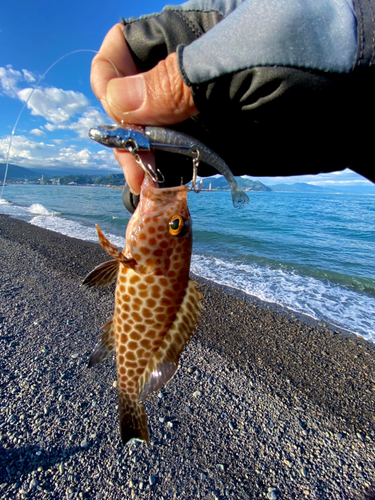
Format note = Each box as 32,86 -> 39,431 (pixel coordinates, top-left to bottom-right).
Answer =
1,184 -> 374,341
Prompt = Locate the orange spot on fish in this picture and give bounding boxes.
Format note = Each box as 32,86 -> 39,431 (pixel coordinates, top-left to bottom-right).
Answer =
125,351 -> 136,361
130,275 -> 141,284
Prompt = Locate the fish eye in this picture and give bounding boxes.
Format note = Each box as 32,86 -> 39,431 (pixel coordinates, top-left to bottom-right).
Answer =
168,215 -> 186,236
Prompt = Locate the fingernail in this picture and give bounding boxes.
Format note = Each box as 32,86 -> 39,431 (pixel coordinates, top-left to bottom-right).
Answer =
107,75 -> 146,113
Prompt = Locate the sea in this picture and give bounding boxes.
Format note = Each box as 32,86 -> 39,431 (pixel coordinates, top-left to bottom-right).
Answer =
1,184 -> 374,343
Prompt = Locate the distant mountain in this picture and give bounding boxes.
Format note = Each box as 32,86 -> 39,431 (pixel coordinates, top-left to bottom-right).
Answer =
0,163 -> 119,179
35,167 -> 118,177
270,182 -> 375,194
0,163 -> 44,180
57,174 -> 124,186
198,176 -> 272,192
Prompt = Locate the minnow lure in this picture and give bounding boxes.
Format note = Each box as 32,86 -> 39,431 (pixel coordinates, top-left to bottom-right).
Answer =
83,174 -> 202,444
89,124 -> 250,208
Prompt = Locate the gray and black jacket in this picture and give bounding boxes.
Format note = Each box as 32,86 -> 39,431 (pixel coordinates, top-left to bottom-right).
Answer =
122,0 -> 375,185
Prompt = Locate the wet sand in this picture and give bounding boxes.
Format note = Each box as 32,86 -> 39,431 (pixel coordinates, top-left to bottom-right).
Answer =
0,214 -> 374,499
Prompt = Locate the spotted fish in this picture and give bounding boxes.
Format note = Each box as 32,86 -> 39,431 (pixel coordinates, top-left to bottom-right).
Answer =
83,177 -> 201,444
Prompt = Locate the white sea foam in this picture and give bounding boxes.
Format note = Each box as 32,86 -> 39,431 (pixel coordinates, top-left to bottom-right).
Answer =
29,215 -> 125,249
0,199 -> 30,217
28,203 -> 60,216
191,254 -> 375,342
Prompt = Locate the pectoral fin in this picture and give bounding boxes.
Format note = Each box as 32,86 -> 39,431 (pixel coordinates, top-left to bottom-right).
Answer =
96,225 -> 136,268
88,317 -> 115,367
138,280 -> 202,401
82,259 -> 119,287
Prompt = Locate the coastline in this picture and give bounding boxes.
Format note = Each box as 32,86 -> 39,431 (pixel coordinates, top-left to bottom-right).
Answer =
0,214 -> 374,499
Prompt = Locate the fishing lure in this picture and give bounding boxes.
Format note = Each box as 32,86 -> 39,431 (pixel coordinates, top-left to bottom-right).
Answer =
89,124 -> 250,208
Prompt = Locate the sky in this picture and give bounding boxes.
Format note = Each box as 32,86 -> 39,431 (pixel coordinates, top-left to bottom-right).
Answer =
0,0 -> 373,187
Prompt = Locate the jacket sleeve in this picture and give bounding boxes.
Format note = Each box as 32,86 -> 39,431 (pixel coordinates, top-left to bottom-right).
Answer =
122,0 -> 375,184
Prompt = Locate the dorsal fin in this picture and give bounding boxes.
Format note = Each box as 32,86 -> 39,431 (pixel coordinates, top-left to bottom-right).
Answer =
95,225 -> 136,268
138,280 -> 202,401
82,259 -> 119,287
88,317 -> 115,367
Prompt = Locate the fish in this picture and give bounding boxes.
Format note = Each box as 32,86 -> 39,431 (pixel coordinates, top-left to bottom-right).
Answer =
83,175 -> 202,444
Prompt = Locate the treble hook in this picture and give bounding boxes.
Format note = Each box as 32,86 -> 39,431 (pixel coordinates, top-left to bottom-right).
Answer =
125,141 -> 162,184
190,147 -> 202,193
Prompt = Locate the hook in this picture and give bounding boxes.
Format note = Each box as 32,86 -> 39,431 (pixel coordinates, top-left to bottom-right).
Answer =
190,147 -> 202,193
125,142 -> 159,184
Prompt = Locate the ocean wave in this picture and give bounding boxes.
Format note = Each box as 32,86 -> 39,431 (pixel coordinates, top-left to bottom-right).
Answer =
191,254 -> 375,342
29,215 -> 125,249
28,203 -> 60,216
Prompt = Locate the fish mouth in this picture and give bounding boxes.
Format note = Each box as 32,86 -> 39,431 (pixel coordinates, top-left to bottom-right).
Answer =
140,184 -> 189,216
141,184 -> 188,205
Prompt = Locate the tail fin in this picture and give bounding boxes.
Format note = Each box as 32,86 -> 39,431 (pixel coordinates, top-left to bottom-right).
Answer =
118,391 -> 149,445
231,187 -> 249,208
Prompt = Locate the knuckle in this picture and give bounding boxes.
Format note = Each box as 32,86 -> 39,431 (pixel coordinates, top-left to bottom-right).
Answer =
150,54 -> 194,120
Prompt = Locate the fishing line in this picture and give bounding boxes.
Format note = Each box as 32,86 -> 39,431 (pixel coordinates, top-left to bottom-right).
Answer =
0,49 -> 120,200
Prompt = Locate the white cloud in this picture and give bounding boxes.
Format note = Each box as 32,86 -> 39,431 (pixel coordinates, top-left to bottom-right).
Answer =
0,134 -> 119,172
22,69 -> 36,83
17,87 -> 89,124
45,107 -> 109,138
0,65 -> 37,98
0,65 -> 23,98
30,128 -> 46,136
1,65 -> 110,145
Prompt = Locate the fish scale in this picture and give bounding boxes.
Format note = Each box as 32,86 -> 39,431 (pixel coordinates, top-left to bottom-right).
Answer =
83,177 -> 201,445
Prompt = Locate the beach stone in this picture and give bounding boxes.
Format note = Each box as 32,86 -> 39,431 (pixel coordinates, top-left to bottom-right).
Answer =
267,487 -> 280,499
193,391 -> 202,398
80,438 -> 88,448
29,478 -> 38,489
149,475 -> 156,485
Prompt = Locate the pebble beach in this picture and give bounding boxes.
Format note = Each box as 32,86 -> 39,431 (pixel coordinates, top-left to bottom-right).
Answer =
0,213 -> 374,499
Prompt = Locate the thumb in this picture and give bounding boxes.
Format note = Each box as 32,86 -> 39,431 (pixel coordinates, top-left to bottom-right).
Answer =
105,52 -> 199,126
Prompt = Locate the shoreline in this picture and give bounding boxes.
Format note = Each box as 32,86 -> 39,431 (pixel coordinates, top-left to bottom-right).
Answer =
1,209 -> 370,343
1,214 -> 374,499
191,272 -> 366,342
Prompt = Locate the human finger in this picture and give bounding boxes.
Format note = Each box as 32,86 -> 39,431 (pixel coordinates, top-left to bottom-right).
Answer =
105,52 -> 199,126
114,150 -> 156,195
91,23 -> 139,120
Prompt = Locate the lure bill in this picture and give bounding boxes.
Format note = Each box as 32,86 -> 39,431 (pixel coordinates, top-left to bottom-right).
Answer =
83,176 -> 202,444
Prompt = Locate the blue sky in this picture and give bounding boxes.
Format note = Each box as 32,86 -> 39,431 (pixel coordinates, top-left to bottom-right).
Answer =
0,0 -> 373,187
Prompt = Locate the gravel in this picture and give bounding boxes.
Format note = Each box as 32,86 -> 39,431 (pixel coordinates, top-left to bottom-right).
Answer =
1,214 -> 375,499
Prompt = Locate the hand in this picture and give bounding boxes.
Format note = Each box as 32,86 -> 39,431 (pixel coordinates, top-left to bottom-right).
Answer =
91,23 -> 199,195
